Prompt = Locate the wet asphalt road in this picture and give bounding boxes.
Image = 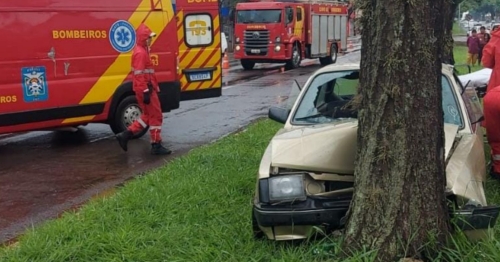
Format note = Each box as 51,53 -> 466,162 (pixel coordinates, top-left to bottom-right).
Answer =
0,50 -> 361,244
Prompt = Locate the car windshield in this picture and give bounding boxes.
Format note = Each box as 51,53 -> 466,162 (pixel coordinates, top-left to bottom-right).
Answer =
291,69 -> 464,128
236,10 -> 282,24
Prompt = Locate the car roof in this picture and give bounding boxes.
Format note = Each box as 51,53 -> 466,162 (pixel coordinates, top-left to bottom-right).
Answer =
312,62 -> 453,76
312,63 -> 360,75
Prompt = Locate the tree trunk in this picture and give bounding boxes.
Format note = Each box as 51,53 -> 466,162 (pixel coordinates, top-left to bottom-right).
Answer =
443,0 -> 459,64
342,0 -> 451,261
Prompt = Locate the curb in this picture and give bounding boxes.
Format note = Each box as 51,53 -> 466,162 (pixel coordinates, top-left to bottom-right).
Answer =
227,46 -> 361,66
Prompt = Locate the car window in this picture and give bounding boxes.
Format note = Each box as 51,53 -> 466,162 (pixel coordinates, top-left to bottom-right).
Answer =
292,70 -> 464,127
442,75 -> 464,127
334,76 -> 358,99
292,70 -> 359,125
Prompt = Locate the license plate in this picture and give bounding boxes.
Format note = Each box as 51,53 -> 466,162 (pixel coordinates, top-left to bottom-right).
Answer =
251,49 -> 261,54
188,72 -> 211,82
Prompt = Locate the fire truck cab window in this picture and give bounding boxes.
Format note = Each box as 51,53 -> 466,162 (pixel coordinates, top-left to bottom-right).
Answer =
285,7 -> 294,24
296,7 -> 302,21
236,10 -> 282,23
184,13 -> 213,47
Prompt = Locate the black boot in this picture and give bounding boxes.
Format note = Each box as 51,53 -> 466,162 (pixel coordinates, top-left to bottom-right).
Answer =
151,143 -> 172,155
116,130 -> 133,151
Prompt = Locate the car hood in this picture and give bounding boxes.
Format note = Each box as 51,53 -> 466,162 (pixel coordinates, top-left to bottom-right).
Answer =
270,121 -> 460,174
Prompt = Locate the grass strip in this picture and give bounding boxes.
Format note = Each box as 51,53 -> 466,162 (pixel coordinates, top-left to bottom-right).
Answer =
0,119 -> 324,262
453,45 -> 486,74
453,22 -> 466,36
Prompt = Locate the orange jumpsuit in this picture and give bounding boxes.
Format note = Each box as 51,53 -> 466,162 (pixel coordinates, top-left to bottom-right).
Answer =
127,24 -> 163,143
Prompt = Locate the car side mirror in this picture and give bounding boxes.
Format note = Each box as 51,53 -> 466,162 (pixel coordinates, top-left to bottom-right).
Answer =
268,106 -> 290,124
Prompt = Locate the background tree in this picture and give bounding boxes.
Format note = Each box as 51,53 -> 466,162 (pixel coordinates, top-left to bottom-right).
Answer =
443,0 -> 461,64
342,0 -> 451,261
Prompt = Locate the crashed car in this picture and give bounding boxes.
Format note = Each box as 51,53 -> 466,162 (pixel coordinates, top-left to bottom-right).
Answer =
252,63 -> 500,241
458,67 -> 491,98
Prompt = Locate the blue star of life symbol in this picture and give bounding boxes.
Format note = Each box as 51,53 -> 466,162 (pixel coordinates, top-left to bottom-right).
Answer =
109,20 -> 136,53
117,28 -> 130,45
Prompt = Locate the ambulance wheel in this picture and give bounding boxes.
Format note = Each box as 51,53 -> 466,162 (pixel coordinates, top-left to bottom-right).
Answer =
285,44 -> 301,70
320,44 -> 337,66
241,59 -> 255,70
110,95 -> 148,139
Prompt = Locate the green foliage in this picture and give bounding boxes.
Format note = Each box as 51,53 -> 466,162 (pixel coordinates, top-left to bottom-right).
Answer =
460,0 -> 500,18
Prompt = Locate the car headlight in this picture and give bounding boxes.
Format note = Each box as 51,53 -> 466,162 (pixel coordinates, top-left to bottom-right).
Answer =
274,45 -> 281,52
236,37 -> 240,43
268,174 -> 306,202
275,36 -> 281,43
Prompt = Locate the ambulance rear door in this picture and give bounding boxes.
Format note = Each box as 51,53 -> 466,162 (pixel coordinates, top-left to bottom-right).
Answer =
175,0 -> 222,101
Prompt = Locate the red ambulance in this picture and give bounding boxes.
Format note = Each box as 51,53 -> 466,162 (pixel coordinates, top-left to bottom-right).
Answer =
0,0 -> 222,138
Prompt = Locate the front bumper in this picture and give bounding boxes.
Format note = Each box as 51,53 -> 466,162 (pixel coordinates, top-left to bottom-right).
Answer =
253,198 -> 350,229
254,206 -> 348,228
254,203 -> 500,237
453,206 -> 500,231
233,44 -> 288,62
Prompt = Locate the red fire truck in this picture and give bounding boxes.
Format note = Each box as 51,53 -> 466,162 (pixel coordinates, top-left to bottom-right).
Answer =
0,0 -> 222,138
233,0 -> 349,70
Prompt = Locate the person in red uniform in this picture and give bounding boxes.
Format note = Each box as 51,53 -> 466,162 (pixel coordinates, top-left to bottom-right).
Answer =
116,24 -> 172,155
481,25 -> 500,179
482,25 -> 500,92
484,86 -> 500,179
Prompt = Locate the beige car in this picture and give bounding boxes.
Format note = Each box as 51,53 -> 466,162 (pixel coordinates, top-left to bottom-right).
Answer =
252,63 -> 500,241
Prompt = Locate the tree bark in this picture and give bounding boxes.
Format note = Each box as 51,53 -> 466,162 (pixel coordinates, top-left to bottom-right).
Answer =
342,0 -> 451,261
443,0 -> 459,64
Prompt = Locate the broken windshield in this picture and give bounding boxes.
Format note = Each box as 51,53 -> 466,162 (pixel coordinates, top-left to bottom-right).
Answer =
236,10 -> 282,24
291,70 -> 464,128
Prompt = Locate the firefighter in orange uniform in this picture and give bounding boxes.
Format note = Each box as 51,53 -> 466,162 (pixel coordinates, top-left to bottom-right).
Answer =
484,85 -> 500,179
482,25 -> 500,178
116,24 -> 172,155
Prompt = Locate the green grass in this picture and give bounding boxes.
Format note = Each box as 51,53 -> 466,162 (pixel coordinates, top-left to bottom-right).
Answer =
453,45 -> 485,74
0,119 -> 326,262
1,46 -> 500,261
453,22 -> 466,36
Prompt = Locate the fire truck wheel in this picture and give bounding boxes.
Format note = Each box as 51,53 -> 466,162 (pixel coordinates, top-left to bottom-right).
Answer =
330,44 -> 338,63
319,44 -> 338,66
285,44 -> 301,70
241,59 -> 255,70
110,95 -> 149,139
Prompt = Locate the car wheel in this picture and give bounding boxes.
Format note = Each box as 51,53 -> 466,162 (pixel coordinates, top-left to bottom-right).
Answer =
252,209 -> 265,239
109,95 -> 149,139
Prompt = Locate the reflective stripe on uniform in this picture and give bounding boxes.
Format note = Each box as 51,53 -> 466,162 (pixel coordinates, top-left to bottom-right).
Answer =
493,154 -> 500,161
138,118 -> 147,128
133,69 -> 155,75
150,126 -> 161,130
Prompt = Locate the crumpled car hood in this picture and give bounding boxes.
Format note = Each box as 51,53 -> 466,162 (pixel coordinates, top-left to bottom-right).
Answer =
270,121 -> 459,174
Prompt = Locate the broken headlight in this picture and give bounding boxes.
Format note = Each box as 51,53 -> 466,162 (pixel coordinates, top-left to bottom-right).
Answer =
268,174 -> 306,202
